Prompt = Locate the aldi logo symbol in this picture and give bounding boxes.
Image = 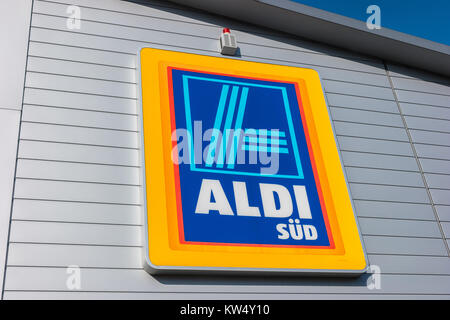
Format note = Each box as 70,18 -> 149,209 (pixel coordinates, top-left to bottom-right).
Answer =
138,48 -> 367,275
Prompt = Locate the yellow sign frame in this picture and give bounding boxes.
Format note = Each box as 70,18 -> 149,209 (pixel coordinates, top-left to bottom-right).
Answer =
138,48 -> 367,275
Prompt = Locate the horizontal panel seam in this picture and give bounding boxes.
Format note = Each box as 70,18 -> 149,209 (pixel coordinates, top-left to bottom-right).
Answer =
18,157 -> 140,168
11,218 -> 142,227
22,103 -> 138,116
14,197 -> 141,206
395,88 -> 450,99
15,177 -> 141,187
28,54 -> 136,70
30,40 -> 136,57
26,70 -> 137,85
19,139 -> 139,150
21,120 -> 139,133
344,165 -> 420,173
330,105 -> 399,115
25,86 -> 137,100
337,134 -> 410,143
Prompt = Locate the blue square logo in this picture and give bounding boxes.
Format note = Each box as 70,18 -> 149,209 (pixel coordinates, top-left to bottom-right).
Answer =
170,68 -> 332,247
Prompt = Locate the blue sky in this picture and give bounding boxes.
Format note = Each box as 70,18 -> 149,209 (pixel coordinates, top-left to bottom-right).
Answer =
291,0 -> 450,46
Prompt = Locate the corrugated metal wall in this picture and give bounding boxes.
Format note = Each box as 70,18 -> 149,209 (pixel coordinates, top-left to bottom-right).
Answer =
2,0 -> 450,299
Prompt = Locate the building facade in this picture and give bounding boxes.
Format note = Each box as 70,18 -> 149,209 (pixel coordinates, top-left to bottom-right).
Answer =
0,0 -> 449,299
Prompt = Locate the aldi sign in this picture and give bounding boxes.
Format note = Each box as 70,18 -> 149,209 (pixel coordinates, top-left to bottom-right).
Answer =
138,48 -> 367,275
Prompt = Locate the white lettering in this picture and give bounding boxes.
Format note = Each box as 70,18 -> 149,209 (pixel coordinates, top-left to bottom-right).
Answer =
233,181 -> 261,216
276,223 -> 289,239
293,185 -> 312,219
259,183 -> 293,218
195,179 -> 234,215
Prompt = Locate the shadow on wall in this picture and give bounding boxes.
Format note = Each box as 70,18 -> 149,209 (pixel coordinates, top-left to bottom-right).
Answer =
153,272 -> 373,288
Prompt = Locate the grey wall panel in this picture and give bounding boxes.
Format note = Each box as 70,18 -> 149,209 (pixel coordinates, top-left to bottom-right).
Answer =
26,72 -> 137,99
337,136 -> 414,156
353,200 -> 435,221
326,94 -> 399,113
311,68 -> 390,87
18,140 -> 140,167
436,206 -> 450,222
9,221 -> 141,247
7,243 -> 142,269
401,103 -> 450,120
419,158 -> 450,174
395,90 -> 450,108
323,81 -> 393,100
368,255 -> 450,275
27,56 -> 136,83
424,173 -> 450,189
334,122 -> 409,141
16,159 -> 140,186
429,189 -> 450,206
358,217 -> 441,238
405,116 -> 450,133
349,184 -> 430,203
32,1 -> 226,42
30,14 -> 216,52
391,77 -> 450,96
27,26 -> 230,60
330,107 -> 404,127
20,122 -> 139,148
4,0 -> 450,299
47,0 -> 226,28
414,144 -> 450,161
341,151 -> 419,172
345,167 -> 424,188
12,199 -> 141,225
363,236 -> 447,256
229,44 -> 385,75
24,88 -> 137,114
409,130 -> 450,147
29,41 -> 136,69
22,105 -> 138,131
14,179 -> 141,205
442,222 -> 450,239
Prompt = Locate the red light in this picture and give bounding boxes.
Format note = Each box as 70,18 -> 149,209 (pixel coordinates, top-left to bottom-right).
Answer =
222,28 -> 231,34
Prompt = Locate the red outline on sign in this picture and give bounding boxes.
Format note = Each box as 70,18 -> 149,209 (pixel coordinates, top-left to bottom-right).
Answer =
167,66 -> 334,250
